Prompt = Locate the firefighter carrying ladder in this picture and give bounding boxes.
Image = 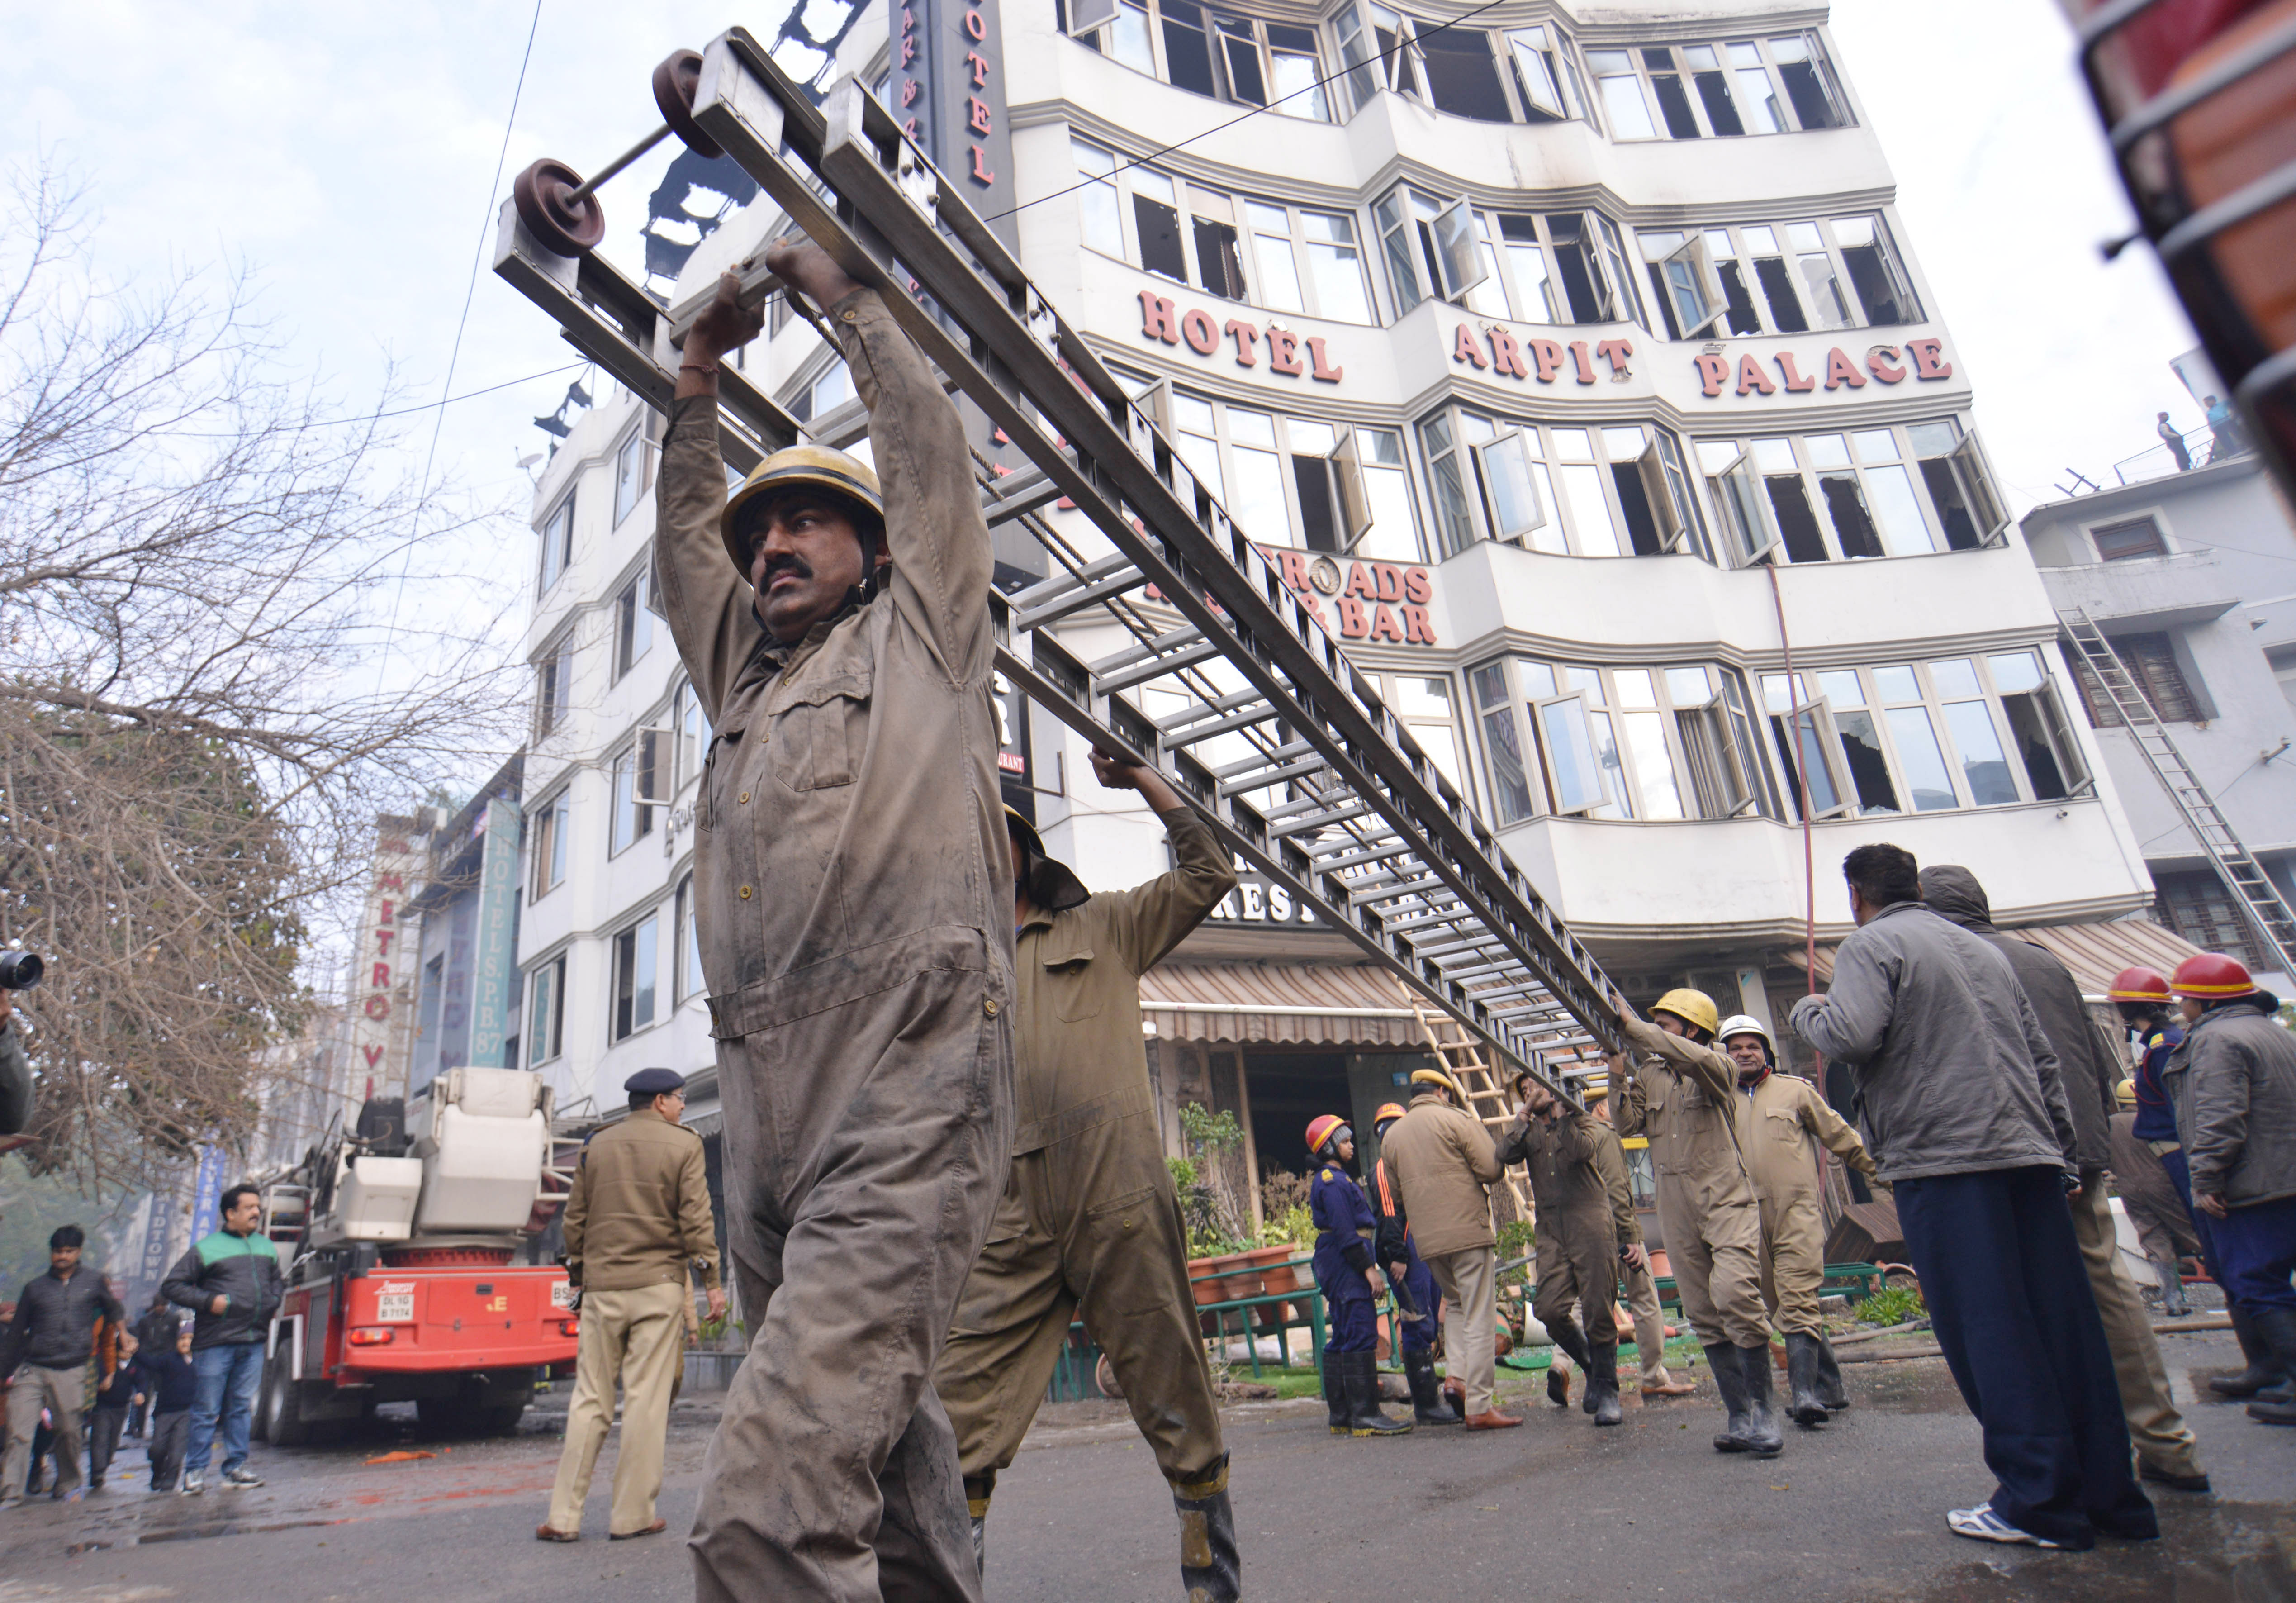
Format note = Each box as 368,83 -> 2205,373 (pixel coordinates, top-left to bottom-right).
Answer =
2060,607 -> 2296,975
492,31 -> 1627,1099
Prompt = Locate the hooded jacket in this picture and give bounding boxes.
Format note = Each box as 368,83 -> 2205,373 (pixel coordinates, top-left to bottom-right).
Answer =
1919,866 -> 2103,1171
2164,994 -> 2296,1208
1789,899 -> 2070,1182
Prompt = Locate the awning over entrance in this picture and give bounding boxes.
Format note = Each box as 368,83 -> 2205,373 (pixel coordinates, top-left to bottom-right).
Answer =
1141,964 -> 1425,1048
1785,916 -> 2202,997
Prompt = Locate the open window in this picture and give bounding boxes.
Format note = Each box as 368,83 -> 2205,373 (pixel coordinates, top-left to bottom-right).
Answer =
1427,198 -> 1489,302
1650,234 -> 1725,340
1327,427 -> 1375,549
1768,697 -> 1853,820
1473,433 -> 1547,545
1418,27 -> 1512,122
1067,0 -> 1119,36
1508,27 -> 1568,119
1703,447 -> 1782,566
1674,683 -> 1759,818
635,728 -> 673,807
1535,692 -> 1611,815
1470,660 -> 1538,824
1994,657 -> 2092,800
1630,442 -> 1687,552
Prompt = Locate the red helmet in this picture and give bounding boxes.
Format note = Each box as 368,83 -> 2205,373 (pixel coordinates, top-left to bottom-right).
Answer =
2170,952 -> 2256,1000
2107,966 -> 2173,1004
1306,1114 -> 1348,1155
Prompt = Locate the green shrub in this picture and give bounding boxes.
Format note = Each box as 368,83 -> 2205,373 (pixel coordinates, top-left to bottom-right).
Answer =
1859,1284 -> 1927,1326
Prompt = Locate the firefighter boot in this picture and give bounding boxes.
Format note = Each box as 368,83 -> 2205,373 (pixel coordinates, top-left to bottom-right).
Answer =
2213,1307 -> 2292,1401
963,1476 -> 991,1577
1172,1460 -> 1242,1603
1586,1341 -> 1622,1427
1341,1351 -> 1413,1437
1321,1360 -> 1349,1435
1707,1343 -> 1756,1453
1739,1343 -> 1786,1456
1548,1316 -> 1591,1408
1784,1332 -> 1828,1428
1404,1350 -> 1460,1424
2244,1308 -> 2296,1426
1815,1332 -> 1850,1412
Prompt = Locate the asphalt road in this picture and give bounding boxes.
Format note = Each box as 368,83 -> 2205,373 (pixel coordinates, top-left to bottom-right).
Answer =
2,1329 -> 2291,1603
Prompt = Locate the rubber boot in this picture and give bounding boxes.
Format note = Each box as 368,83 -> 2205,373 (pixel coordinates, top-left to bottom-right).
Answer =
2211,1307 -> 2291,1400
1404,1350 -> 1460,1424
1783,1332 -> 1828,1427
1738,1343 -> 1785,1456
1341,1351 -> 1412,1437
1548,1316 -> 1590,1409
1814,1332 -> 1850,1412
1173,1460 -> 1242,1603
1321,1359 -> 1349,1436
2150,1254 -> 2192,1318
1585,1341 -> 1622,1427
2245,1308 -> 2296,1426
1706,1342 -> 1755,1452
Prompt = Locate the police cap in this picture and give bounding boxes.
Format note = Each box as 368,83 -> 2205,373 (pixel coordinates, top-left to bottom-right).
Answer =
624,1067 -> 688,1098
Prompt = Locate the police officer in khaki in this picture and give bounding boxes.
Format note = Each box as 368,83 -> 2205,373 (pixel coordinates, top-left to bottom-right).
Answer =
1718,1015 -> 1875,1427
1497,1070 -> 1624,1426
659,245 -> 1014,1600
540,1068 -> 721,1542
1611,989 -> 1782,1456
934,754 -> 1238,1598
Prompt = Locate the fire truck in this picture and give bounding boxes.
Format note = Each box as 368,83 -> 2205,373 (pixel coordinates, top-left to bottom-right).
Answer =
253,1067 -> 583,1443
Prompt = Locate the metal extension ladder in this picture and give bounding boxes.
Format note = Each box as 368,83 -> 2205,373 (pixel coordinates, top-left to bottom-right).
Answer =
493,32 -> 1624,1098
2059,607 -> 2296,973
1399,985 -> 1532,1220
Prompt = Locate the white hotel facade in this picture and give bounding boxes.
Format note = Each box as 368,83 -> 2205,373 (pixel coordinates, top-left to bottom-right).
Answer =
509,0 -> 2194,1222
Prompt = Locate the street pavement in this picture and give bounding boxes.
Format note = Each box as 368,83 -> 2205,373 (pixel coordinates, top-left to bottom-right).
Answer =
1,1329 -> 2291,1602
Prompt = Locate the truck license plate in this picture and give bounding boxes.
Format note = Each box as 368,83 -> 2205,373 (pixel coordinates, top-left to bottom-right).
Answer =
550,1283 -> 577,1311
376,1292 -> 414,1322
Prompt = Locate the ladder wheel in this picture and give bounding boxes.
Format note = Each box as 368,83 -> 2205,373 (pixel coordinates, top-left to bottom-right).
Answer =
512,158 -> 606,258
652,49 -> 724,161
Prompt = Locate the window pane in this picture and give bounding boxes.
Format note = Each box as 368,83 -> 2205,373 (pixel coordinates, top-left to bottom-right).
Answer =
1734,63 -> 1784,131
1112,0 -> 1155,72
1425,440 -> 1477,557
1269,42 -> 1329,119
1416,722 -> 1461,792
1557,462 -> 1620,556
1873,664 -> 1921,704
1590,55 -> 1658,138
1836,709 -> 1900,813
1395,675 -> 1450,719
1785,707 -> 1842,814
1481,704 -> 1536,822
1358,462 -> 1421,561
1076,160 -> 1123,254
1252,226 -> 1305,312
528,966 -> 556,1065
611,751 -> 636,852
1817,669 -> 1864,706
1885,705 -> 1959,809
615,434 -> 644,525
1518,661 -> 1557,698
1665,666 -> 1713,706
1229,443 -> 1290,542
1613,668 -> 1656,709
1622,709 -> 1684,819
1943,700 -> 2018,805
1134,192 -> 1186,279
1929,658 -> 1983,699
1305,235 -> 1371,323
1988,652 -> 2044,694
1539,699 -> 1605,812
1479,436 -> 1543,542
633,916 -> 658,1029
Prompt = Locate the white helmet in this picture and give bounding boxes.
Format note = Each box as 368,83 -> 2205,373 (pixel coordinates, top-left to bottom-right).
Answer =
1717,1014 -> 1774,1059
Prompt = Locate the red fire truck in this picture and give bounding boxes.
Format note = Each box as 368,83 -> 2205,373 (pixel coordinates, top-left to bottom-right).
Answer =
254,1068 -> 583,1442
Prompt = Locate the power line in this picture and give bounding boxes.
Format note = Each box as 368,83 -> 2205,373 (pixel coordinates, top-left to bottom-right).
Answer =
380,0 -> 545,658
161,362 -> 587,438
982,0 -> 1516,226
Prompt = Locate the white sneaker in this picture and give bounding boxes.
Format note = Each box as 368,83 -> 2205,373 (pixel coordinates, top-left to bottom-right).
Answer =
222,1466 -> 263,1489
180,1473 -> 205,1496
1947,1503 -> 2061,1549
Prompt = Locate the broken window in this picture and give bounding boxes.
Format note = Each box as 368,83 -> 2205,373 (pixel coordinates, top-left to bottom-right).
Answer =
1422,408 -> 1703,560
1639,231 -> 1724,340
1546,214 -> 1617,323
1672,215 -> 1916,338
1160,0 -> 1218,93
1420,26 -> 1512,121
1588,33 -> 1852,141
1771,34 -> 1849,129
1334,2 -> 1417,111
1131,168 -> 1187,281
1508,26 -> 1571,120
1189,188 -> 1248,300
1696,424 -> 2001,566
1070,0 -> 1333,119
1833,215 -> 1917,325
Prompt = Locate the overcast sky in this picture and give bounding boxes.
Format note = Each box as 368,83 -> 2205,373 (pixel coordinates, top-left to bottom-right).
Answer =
0,0 -> 2208,598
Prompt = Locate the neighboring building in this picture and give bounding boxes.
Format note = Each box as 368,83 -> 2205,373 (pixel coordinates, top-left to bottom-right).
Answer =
2026,437 -> 2296,989
405,757 -> 527,1098
515,0 -> 2197,1250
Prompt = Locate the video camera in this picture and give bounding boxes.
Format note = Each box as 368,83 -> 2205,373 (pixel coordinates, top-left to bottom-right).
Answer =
0,951 -> 43,991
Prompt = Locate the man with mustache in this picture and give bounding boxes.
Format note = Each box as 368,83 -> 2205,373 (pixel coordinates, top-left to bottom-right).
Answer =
656,241 -> 1012,1601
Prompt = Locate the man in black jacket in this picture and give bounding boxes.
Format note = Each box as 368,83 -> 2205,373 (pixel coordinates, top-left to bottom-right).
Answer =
1921,866 -> 2208,1494
159,1184 -> 282,1494
2,1224 -> 123,1507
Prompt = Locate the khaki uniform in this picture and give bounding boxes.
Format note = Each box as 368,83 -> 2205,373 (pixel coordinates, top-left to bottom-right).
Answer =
547,1108 -> 720,1537
1591,1126 -> 1681,1387
657,289 -> 1014,1602
1381,1094 -> 1502,1415
1612,1018 -> 1767,1349
1497,1110 -> 1619,1364
1730,1071 -> 1875,1336
936,807 -> 1235,1508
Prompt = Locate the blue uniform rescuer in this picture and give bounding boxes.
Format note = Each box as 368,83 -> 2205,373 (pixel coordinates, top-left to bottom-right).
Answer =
1307,1115 -> 1411,1437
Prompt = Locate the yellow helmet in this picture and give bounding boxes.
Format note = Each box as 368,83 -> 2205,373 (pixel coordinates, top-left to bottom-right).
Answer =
1373,1102 -> 1408,1126
2115,1078 -> 2137,1109
1409,1067 -> 1461,1099
720,444 -> 884,572
1652,988 -> 1720,1037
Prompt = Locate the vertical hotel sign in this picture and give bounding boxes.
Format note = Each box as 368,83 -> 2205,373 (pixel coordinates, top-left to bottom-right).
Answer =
892,0 -> 1019,251
346,815 -> 427,1102
467,798 -> 522,1069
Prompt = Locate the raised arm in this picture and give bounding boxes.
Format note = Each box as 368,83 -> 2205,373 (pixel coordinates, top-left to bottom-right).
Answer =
764,239 -> 991,681
1790,936 -> 1896,1066
1096,754 -> 1239,975
1621,1016 -> 1737,1108
1796,1081 -> 1877,1181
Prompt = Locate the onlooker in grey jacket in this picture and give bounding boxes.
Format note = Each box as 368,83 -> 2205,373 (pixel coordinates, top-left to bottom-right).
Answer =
1920,865 -> 2209,1494
1790,843 -> 2153,1552
2161,955 -> 2296,1429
